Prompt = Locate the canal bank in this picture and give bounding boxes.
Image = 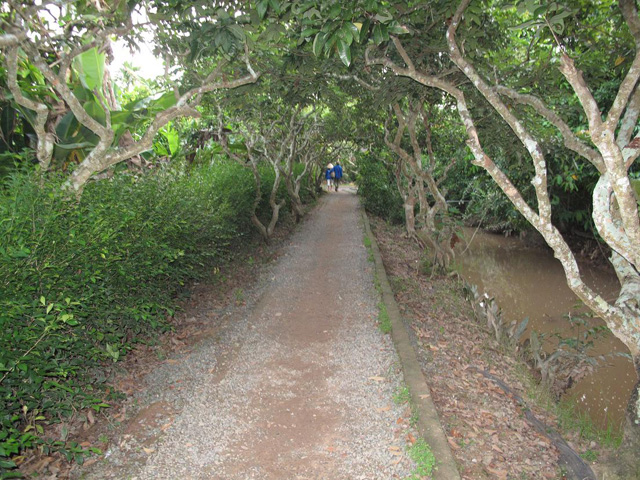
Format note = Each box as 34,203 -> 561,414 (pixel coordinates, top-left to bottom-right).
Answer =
368,217 -> 604,479
457,227 -> 635,432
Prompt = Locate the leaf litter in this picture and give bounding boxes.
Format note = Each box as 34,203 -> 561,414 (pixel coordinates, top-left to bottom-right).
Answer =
369,217 -> 597,480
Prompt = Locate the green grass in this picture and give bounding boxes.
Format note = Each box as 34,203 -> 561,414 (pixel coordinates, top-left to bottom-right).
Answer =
514,364 -> 624,450
581,449 -> 598,462
378,301 -> 392,334
556,397 -> 623,449
363,234 -> 374,262
373,272 -> 381,292
393,383 -> 420,427
406,438 -> 436,479
393,385 -> 411,405
233,287 -> 245,303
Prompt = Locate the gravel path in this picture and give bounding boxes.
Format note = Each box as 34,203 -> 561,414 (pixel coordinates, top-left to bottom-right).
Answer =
75,188 -> 419,480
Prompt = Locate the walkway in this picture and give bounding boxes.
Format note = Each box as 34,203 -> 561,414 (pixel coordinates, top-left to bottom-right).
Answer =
75,189 -> 432,479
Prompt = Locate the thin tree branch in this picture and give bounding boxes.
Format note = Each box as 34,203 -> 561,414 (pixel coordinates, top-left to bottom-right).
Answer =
448,0 -> 553,227
494,85 -> 605,173
5,46 -> 55,170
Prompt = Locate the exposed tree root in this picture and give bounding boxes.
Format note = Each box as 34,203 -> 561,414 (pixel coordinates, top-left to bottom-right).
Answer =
470,367 -> 596,480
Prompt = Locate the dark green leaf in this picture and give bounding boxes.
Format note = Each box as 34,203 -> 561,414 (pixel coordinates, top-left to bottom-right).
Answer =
312,32 -> 327,57
300,27 -> 319,38
359,18 -> 371,43
257,0 -> 268,19
337,39 -> 351,66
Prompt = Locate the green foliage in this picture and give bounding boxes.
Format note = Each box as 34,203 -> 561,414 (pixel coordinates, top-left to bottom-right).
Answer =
0,159 -> 265,474
288,0 -> 410,66
393,385 -> 411,405
462,176 -> 533,234
355,153 -> 404,224
406,438 -> 436,479
556,396 -> 623,449
72,47 -> 105,92
1,47 -> 180,173
377,302 -> 391,334
253,161 -> 314,222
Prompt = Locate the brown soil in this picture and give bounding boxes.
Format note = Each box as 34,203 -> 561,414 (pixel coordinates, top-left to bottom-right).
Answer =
369,216 -> 601,480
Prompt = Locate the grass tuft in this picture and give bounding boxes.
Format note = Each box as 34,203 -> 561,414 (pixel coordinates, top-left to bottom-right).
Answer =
378,302 -> 392,334
406,438 -> 436,479
393,385 -> 411,405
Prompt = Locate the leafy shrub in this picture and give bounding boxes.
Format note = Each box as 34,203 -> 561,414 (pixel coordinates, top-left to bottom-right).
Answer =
355,153 -> 404,224
0,159 -> 264,474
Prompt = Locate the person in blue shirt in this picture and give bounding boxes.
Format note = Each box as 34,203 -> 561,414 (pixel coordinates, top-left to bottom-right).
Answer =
331,161 -> 343,191
325,163 -> 334,191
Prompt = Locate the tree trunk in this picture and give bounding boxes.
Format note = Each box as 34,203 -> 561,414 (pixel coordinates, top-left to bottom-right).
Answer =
245,160 -> 285,244
404,193 -> 417,239
284,175 -> 305,223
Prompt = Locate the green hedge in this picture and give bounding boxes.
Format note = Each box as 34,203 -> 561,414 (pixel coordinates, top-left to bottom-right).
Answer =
0,159 -> 284,475
355,153 -> 404,224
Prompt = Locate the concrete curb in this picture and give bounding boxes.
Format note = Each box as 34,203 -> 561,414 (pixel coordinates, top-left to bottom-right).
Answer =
361,211 -> 461,480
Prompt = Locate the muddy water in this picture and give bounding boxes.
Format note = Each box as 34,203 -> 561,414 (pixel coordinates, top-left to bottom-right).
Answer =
456,228 -> 636,431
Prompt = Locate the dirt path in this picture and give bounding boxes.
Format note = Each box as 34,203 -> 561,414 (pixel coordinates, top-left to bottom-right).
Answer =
73,189 -> 422,479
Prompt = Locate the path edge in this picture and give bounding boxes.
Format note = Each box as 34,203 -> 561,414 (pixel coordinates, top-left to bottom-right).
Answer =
361,210 -> 461,480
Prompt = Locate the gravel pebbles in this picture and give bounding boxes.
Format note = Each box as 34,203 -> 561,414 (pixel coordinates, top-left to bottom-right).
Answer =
74,189 -> 419,480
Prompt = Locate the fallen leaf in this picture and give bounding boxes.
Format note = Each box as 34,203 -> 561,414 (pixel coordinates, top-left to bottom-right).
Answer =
377,405 -> 391,412
142,447 -> 155,454
114,408 -> 127,422
369,376 -> 385,382
87,410 -> 95,425
406,433 -> 416,444
486,466 -> 508,479
447,438 -> 460,450
22,456 -> 53,474
388,446 -> 401,451
160,420 -> 173,431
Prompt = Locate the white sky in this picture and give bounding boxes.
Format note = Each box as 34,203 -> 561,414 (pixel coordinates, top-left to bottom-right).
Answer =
111,38 -> 165,80
110,7 -> 165,81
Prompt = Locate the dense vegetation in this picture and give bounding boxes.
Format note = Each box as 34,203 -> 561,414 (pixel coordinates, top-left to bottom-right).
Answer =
355,153 -> 404,225
0,159 -> 311,472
